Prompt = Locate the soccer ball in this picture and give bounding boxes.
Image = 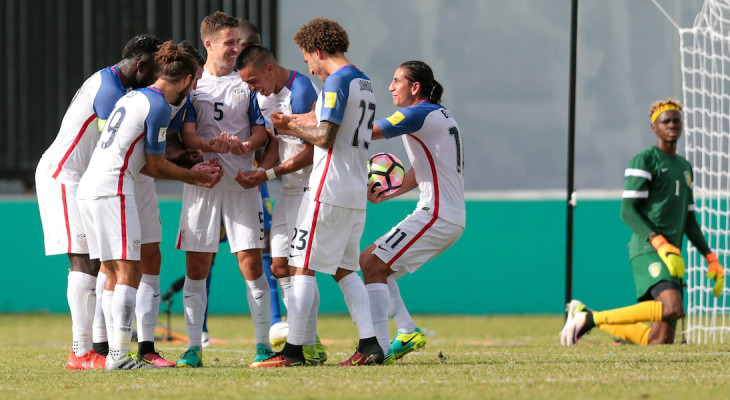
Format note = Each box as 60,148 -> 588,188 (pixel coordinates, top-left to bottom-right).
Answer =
368,152 -> 405,195
269,321 -> 289,347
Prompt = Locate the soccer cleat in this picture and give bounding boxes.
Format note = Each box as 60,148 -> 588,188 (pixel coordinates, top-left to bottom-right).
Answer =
561,311 -> 595,346
176,346 -> 203,368
105,352 -> 157,370
560,300 -> 593,346
315,336 -> 327,364
249,353 -> 304,368
337,345 -> 384,367
303,345 -> 323,366
140,350 -> 176,368
253,343 -> 275,363
389,328 -> 427,360
66,349 -> 106,370
382,350 -> 397,365
201,332 -> 211,348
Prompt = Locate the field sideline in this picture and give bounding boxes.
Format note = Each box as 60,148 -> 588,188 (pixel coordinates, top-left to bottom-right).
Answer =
2,314 -> 730,399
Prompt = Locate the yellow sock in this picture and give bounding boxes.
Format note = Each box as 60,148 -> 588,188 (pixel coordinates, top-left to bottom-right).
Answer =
598,323 -> 651,345
593,301 -> 663,325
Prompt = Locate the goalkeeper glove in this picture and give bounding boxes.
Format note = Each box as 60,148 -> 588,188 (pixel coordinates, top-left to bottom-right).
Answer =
651,234 -> 685,279
706,253 -> 725,297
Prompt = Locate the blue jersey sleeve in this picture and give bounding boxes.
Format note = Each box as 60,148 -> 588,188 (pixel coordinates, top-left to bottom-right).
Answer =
290,73 -> 319,114
248,91 -> 265,126
374,104 -> 431,139
143,94 -> 171,156
93,68 -> 126,121
319,74 -> 349,125
168,101 -> 196,134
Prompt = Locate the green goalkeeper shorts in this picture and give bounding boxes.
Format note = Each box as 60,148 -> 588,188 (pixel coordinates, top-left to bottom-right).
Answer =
630,252 -> 681,301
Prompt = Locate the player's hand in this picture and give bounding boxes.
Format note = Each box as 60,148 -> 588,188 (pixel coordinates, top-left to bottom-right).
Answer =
367,181 -> 391,204
706,253 -> 725,297
651,234 -> 685,279
191,160 -> 222,188
228,136 -> 250,155
208,136 -> 231,154
291,111 -> 317,127
272,112 -> 293,132
235,169 -> 265,189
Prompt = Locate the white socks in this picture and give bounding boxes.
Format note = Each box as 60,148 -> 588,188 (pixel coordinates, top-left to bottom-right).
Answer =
304,279 -> 320,345
387,275 -> 417,333
135,274 -> 160,343
109,285 -> 137,360
246,274 -> 272,348
287,275 -> 316,345
338,273 -> 376,339
278,276 -> 291,311
183,277 -> 207,349
92,270 -> 107,344
101,290 -> 115,344
366,283 -> 391,354
67,271 -> 96,356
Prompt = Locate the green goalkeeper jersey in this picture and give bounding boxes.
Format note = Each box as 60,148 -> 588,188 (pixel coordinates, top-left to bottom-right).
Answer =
623,146 -> 694,258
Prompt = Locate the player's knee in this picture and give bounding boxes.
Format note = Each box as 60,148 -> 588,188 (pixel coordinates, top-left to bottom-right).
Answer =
662,301 -> 684,321
270,260 -> 289,279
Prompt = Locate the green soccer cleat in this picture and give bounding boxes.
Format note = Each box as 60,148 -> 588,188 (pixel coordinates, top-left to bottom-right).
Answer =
315,336 -> 327,364
303,345 -> 322,366
389,328 -> 427,360
253,343 -> 275,363
176,346 -> 203,368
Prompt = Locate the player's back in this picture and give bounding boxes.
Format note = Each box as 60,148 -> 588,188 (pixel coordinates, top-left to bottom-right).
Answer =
40,67 -> 125,183
192,70 -> 260,191
78,87 -> 170,199
311,65 -> 375,209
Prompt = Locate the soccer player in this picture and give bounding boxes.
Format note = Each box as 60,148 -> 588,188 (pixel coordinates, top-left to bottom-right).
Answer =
175,11 -> 270,368
361,61 -> 466,363
77,41 -> 220,370
251,17 -> 383,368
235,44 -> 327,364
35,34 -> 162,370
561,98 -> 726,345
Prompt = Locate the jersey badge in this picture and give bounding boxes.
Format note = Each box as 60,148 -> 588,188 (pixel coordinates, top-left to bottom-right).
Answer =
324,92 -> 337,108
386,111 -> 405,126
158,127 -> 167,142
648,262 -> 661,278
684,170 -> 692,187
232,87 -> 248,103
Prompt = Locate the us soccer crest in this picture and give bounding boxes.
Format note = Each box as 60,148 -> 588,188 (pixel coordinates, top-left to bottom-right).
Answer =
648,262 -> 662,278
231,87 -> 248,103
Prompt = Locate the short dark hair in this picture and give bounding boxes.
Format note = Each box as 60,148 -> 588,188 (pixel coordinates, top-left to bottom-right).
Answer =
399,60 -> 444,104
236,44 -> 275,71
293,17 -> 349,54
179,40 -> 205,67
122,34 -> 163,60
200,11 -> 241,40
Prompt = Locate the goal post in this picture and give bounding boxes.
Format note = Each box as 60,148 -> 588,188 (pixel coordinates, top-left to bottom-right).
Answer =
671,0 -> 730,344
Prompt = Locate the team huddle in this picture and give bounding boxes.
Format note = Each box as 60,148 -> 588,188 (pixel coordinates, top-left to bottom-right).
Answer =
36,13 -> 466,370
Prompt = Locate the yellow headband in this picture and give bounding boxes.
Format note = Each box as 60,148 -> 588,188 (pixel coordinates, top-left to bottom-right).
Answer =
651,104 -> 681,124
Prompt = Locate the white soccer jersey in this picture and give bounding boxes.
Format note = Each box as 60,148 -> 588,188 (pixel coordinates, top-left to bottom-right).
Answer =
374,101 -> 466,228
310,65 -> 376,209
191,70 -> 264,191
39,66 -> 127,184
77,87 -> 169,199
256,70 -> 319,194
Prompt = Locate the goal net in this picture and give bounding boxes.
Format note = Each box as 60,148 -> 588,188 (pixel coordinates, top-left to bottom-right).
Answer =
677,0 -> 730,344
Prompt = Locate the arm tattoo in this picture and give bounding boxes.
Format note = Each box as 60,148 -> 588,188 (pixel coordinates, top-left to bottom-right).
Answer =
290,120 -> 338,148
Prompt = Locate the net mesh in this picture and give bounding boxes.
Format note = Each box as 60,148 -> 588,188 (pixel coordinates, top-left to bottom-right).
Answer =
679,0 -> 730,344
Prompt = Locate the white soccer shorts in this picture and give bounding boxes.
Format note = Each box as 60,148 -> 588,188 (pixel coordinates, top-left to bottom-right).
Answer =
288,197 -> 364,275
177,184 -> 264,253
372,209 -> 464,274
135,175 -> 161,244
270,192 -> 305,259
79,195 -> 142,262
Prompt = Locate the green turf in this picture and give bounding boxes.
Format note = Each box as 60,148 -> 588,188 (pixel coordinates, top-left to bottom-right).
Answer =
1,314 -> 729,399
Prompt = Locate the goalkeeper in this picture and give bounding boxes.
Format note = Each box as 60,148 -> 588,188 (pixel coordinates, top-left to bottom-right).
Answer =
561,98 -> 725,346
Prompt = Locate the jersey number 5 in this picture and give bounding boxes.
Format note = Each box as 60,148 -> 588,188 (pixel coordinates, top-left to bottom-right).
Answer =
352,100 -> 375,149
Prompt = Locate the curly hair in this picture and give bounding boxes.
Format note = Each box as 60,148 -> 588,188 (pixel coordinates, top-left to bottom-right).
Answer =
293,17 -> 349,54
200,11 -> 241,40
122,34 -> 163,60
155,41 -> 198,83
649,98 -> 683,120
179,40 -> 205,67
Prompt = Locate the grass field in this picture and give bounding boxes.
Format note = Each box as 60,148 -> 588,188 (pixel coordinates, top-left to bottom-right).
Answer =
2,313 -> 730,399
